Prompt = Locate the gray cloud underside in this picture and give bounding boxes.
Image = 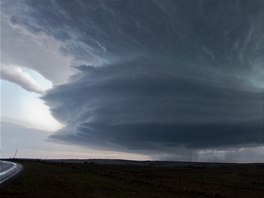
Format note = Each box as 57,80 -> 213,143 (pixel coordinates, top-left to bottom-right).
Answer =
4,0 -> 264,154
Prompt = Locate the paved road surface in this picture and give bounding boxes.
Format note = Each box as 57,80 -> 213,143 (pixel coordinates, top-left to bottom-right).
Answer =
0,160 -> 23,186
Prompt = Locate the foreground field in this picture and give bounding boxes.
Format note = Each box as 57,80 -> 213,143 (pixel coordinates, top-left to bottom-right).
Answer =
0,160 -> 263,198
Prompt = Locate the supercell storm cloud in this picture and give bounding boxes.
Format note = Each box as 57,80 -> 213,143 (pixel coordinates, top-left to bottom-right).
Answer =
2,0 -> 264,158
43,60 -> 263,152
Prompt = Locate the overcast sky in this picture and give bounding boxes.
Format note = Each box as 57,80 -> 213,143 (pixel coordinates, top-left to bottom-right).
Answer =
1,0 -> 264,162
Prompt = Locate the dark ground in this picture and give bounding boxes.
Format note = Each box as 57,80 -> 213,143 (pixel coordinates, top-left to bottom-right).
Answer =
0,159 -> 264,198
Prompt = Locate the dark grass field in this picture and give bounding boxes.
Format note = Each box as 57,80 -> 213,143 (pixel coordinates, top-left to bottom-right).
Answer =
1,160 -> 264,198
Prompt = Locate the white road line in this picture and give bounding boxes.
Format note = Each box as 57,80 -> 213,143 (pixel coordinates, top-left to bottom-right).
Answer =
0,160 -> 23,186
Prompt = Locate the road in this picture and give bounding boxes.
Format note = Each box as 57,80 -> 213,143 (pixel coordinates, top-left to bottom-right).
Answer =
0,160 -> 23,186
